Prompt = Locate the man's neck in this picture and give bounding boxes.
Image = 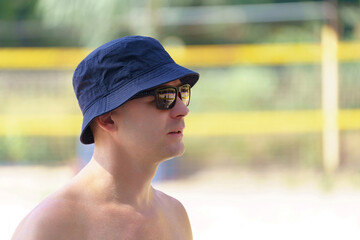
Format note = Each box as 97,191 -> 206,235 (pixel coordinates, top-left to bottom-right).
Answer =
73,146 -> 160,211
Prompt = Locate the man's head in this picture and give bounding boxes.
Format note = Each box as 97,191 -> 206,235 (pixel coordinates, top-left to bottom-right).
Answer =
73,36 -> 199,144
92,79 -> 191,161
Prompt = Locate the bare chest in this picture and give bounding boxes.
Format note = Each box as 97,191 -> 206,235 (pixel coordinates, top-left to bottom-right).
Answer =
79,207 -> 189,240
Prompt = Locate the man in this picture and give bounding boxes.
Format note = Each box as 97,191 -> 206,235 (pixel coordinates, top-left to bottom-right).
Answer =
12,36 -> 199,240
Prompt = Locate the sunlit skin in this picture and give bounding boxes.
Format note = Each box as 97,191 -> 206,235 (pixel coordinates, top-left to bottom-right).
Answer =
11,79 -> 193,240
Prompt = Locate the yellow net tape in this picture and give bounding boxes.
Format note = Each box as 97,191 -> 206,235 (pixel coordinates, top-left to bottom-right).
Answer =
0,42 -> 359,69
0,110 -> 359,137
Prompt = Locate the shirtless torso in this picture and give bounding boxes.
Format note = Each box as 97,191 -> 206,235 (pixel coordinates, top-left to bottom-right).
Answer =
12,162 -> 192,240
11,36 -> 199,240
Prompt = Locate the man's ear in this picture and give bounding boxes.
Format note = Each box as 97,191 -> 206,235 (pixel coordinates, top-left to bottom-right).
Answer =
95,112 -> 116,133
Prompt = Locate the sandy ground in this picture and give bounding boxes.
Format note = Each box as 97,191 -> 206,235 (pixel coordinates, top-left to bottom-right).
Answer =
1,165 -> 360,240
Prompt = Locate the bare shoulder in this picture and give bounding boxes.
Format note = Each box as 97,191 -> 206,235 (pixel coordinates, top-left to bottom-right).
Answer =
11,191 -> 85,240
155,189 -> 188,214
154,188 -> 193,238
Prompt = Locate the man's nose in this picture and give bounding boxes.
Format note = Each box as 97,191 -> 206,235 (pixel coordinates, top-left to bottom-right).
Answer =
170,96 -> 189,118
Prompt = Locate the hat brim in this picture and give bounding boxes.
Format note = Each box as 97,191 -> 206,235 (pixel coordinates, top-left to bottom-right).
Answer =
80,62 -> 199,144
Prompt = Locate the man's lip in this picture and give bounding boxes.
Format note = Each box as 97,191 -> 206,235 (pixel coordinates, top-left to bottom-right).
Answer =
168,128 -> 184,134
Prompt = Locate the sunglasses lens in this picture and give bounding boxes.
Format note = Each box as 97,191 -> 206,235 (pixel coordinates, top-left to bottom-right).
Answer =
156,88 -> 177,109
179,84 -> 191,106
154,84 -> 191,109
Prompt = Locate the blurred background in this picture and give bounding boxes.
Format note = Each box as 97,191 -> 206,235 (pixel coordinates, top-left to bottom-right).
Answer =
1,0 -> 360,239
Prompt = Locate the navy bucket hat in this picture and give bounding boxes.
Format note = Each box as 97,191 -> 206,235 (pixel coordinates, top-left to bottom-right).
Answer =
73,36 -> 199,144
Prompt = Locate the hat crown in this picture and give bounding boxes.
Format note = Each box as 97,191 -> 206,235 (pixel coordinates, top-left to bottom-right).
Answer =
73,36 -> 174,113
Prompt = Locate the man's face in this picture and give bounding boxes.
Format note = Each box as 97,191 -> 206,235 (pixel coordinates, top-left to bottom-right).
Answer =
110,79 -> 190,163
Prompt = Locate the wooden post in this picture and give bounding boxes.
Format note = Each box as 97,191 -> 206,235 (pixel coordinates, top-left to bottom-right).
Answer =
321,24 -> 339,173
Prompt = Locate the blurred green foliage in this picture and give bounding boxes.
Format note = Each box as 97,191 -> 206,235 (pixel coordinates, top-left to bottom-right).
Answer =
190,65 -> 322,112
0,137 -> 76,165
339,62 -> 360,108
0,0 -> 360,46
183,133 -> 323,169
0,63 -> 359,168
0,0 -> 359,169
0,0 -> 38,20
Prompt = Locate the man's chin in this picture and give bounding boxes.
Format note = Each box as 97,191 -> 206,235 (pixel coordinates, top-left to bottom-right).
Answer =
173,142 -> 186,157
159,143 -> 185,162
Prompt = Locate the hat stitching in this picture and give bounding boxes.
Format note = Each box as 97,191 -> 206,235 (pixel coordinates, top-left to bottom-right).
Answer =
81,61 -> 174,114
81,79 -> 133,115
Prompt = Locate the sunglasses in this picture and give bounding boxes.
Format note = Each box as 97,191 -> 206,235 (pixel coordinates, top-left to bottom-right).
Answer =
131,84 -> 191,110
